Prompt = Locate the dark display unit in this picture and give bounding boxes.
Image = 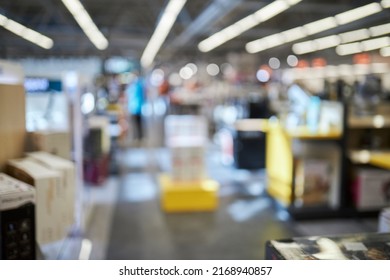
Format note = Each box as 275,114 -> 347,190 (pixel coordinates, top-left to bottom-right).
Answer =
266,232 -> 390,260
233,130 -> 266,170
0,173 -> 36,260
1,203 -> 36,260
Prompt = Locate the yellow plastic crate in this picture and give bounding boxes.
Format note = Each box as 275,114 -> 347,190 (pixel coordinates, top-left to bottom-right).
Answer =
159,174 -> 219,212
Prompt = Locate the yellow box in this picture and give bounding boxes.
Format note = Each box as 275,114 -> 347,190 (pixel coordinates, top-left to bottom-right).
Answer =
159,174 -> 219,213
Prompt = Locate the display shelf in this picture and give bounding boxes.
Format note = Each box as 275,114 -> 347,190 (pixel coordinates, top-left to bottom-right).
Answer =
285,126 -> 342,140
344,103 -> 390,214
349,150 -> 390,170
266,121 -> 343,219
348,115 -> 390,129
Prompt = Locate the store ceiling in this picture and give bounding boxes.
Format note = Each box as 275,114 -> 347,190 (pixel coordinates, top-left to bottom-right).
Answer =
0,0 -> 389,65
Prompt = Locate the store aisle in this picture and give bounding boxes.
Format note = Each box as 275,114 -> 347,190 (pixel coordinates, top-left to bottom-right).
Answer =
102,146 -> 378,260
106,146 -> 295,259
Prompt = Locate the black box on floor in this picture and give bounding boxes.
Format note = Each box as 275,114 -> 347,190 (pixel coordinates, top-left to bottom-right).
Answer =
0,173 -> 36,260
266,232 -> 390,260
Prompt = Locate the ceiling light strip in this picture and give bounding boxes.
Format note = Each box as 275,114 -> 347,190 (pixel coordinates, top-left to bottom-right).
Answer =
246,1 -> 387,54
61,0 -> 108,50
198,0 -> 303,53
292,22 -> 390,55
141,0 -> 187,68
336,36 -> 390,56
0,13 -> 53,49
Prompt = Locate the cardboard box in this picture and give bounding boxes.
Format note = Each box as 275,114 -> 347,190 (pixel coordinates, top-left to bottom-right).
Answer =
170,142 -> 206,182
29,130 -> 72,160
6,158 -> 64,245
27,151 -> 75,230
352,168 -> 390,210
0,173 -> 36,259
0,84 -> 26,172
165,115 -> 208,147
159,174 -> 219,213
266,232 -> 390,260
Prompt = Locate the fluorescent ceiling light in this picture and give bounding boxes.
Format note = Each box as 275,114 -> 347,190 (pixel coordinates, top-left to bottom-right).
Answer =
0,14 -> 7,25
198,0 -> 302,52
336,36 -> 390,56
336,42 -> 362,56
335,2 -> 382,25
291,23 -> 390,55
361,36 -> 390,51
0,13 -> 53,49
246,33 -> 285,53
247,2 -> 387,54
304,17 -> 338,35
369,23 -> 390,37
314,35 -> 341,50
141,0 -> 187,68
381,0 -> 390,8
61,0 -> 108,50
292,41 -> 316,55
254,0 -> 289,22
289,33 -> 341,55
380,46 -> 390,56
339,29 -> 370,43
282,27 -> 307,42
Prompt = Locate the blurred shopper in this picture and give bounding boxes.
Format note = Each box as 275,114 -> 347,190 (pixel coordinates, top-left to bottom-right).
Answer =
127,72 -> 145,143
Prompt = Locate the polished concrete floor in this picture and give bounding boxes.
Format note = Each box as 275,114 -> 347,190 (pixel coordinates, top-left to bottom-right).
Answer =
76,145 -> 379,260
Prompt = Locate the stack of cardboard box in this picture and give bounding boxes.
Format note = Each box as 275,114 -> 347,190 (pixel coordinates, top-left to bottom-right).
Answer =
6,152 -> 76,247
160,115 -> 219,212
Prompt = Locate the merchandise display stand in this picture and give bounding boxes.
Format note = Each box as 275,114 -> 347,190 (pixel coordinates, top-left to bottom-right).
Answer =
159,115 -> 219,213
266,120 -> 344,219
266,100 -> 390,219
344,102 -> 390,213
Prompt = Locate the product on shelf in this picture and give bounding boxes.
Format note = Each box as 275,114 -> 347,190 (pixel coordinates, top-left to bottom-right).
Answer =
164,115 -> 208,147
6,158 -> 64,245
0,173 -> 36,260
352,168 -> 390,210
170,139 -> 206,181
294,158 -> 331,207
27,151 -> 75,230
165,115 -> 208,182
28,130 -> 71,160
266,232 -> 390,260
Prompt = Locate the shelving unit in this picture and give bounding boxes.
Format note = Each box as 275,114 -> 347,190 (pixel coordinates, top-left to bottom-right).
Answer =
344,103 -> 390,214
266,100 -> 390,219
266,119 -> 344,219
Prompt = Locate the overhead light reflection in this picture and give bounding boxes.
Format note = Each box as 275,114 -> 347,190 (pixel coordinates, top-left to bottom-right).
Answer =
141,0 -> 187,68
0,13 -> 53,49
198,0 -> 302,52
247,2 -> 387,54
